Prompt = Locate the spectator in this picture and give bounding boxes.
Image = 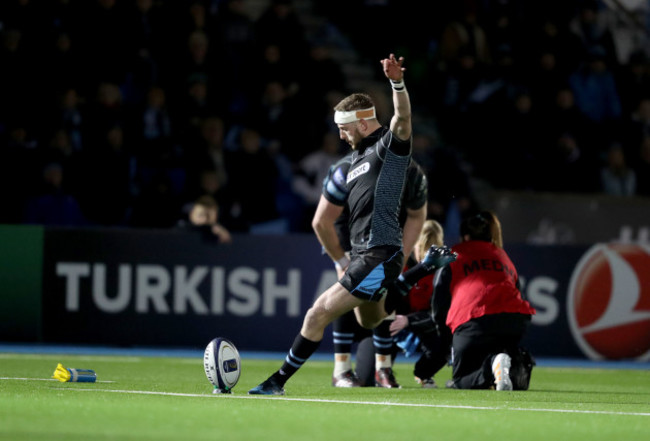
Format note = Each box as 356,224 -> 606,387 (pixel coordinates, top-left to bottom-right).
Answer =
2,1 -> 650,230
254,0 -> 309,69
50,88 -> 85,152
491,90 -> 543,190
569,46 -> 623,122
567,0 -> 618,67
299,41 -> 347,103
130,170 -> 182,229
297,40 -> 349,142
165,27 -> 226,122
43,31 -> 85,100
124,0 -> 167,61
184,0 -> 214,37
39,128 -> 83,196
0,28 -> 40,123
292,132 -> 344,227
621,97 -> 650,162
0,122 -> 41,223
248,80 -> 305,163
568,45 -> 623,154
24,162 -> 87,226
251,43 -> 299,98
174,73 -> 222,141
438,1 -> 492,70
527,48 -> 569,118
167,30 -> 215,104
634,136 -> 650,197
525,17 -> 583,75
600,141 -> 636,196
136,85 -> 174,168
183,29 -> 213,82
75,124 -> 134,226
185,115 -> 229,191
537,132 -> 600,193
433,49 -> 485,159
40,0 -> 83,42
84,82 -> 130,148
182,167 -> 233,228
543,86 -> 591,149
77,0 -> 130,87
40,128 -> 75,167
615,50 -> 650,116
212,0 -> 256,100
425,143 -> 476,227
223,126 -> 280,231
178,194 -> 232,244
120,0 -> 167,105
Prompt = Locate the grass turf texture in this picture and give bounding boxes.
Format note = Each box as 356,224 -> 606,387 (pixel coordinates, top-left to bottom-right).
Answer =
0,353 -> 648,441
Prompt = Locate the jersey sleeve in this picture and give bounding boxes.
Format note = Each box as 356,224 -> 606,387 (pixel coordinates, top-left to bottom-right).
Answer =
322,160 -> 350,206
431,266 -> 452,337
380,129 -> 411,157
407,311 -> 436,334
404,162 -> 428,210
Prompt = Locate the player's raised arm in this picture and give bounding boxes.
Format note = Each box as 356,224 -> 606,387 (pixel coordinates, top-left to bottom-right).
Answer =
381,54 -> 411,142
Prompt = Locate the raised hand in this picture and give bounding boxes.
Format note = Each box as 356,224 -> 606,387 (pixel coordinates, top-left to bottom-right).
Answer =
380,53 -> 405,82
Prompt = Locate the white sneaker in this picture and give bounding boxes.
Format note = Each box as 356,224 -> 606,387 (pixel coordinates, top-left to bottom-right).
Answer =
332,370 -> 362,387
492,353 -> 513,391
415,376 -> 437,389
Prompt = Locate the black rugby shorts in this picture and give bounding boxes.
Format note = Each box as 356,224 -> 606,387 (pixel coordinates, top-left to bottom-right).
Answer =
340,246 -> 404,302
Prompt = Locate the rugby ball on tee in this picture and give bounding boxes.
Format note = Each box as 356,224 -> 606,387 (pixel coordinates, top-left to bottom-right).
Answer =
203,337 -> 241,393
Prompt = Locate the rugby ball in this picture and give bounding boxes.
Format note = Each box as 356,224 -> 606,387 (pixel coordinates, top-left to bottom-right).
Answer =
203,337 -> 241,393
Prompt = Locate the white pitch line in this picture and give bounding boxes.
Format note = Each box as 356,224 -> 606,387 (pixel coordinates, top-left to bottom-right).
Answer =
0,377 -> 115,383
63,387 -> 650,417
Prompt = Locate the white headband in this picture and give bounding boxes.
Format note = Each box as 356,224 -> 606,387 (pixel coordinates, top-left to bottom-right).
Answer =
334,107 -> 376,124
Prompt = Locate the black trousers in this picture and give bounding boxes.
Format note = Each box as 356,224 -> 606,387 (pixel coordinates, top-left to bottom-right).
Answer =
354,330 -> 450,386
414,330 -> 451,380
355,336 -> 396,386
451,313 -> 531,389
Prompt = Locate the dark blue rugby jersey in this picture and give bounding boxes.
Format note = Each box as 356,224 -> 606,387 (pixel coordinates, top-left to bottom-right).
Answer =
323,127 -> 413,250
331,156 -> 427,252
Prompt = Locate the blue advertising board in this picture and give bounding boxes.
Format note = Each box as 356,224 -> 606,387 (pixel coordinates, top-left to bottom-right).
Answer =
40,228 -> 650,360
42,228 -> 338,351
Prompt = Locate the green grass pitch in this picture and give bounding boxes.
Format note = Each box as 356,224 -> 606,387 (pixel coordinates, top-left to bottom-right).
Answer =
1,352 -> 648,441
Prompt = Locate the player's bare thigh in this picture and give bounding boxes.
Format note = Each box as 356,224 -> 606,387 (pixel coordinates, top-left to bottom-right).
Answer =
354,295 -> 387,329
301,282 -> 363,340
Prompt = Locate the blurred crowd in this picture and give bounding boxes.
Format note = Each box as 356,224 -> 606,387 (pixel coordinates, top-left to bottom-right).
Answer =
1,0 -> 649,233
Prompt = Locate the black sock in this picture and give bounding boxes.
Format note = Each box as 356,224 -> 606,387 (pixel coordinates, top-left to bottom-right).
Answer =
333,312 -> 356,353
372,320 -> 394,356
399,262 -> 432,287
272,334 -> 321,385
333,331 -> 354,354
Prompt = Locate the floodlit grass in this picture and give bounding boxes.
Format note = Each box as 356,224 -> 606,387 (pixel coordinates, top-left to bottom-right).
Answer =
0,352 -> 648,441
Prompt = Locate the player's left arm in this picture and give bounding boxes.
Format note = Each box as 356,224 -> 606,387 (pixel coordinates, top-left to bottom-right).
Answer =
312,195 -> 347,269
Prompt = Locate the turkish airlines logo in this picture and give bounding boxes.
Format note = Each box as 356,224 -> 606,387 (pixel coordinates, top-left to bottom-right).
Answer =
567,244 -> 650,360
